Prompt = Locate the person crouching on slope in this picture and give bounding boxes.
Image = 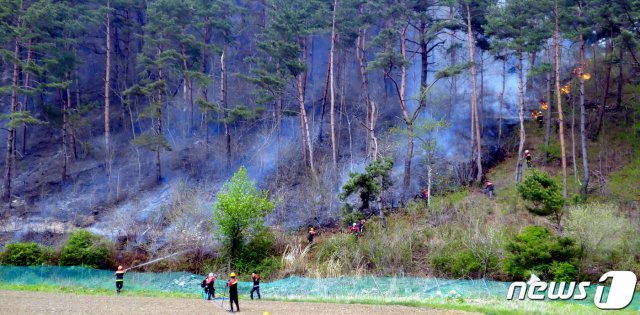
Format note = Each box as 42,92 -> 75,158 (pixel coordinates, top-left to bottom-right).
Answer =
115,266 -> 126,294
228,272 -> 240,312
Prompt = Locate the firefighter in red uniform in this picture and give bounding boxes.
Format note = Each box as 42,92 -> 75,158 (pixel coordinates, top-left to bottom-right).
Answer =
350,222 -> 360,237
524,150 -> 532,168
484,181 -> 495,200
308,227 -> 316,244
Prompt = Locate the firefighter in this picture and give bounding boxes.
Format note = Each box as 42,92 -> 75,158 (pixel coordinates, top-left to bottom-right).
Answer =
228,272 -> 239,312
350,222 -> 360,237
201,272 -> 215,300
531,110 -> 543,128
115,266 -> 126,294
359,218 -> 366,234
423,187 -> 429,204
524,150 -> 532,168
308,227 -> 316,244
250,271 -> 261,300
484,181 -> 495,200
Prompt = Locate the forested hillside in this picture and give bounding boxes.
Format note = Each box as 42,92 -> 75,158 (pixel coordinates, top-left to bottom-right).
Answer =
0,0 -> 638,280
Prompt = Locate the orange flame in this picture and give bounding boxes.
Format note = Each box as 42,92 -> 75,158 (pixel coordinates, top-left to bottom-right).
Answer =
583,73 -> 591,81
561,82 -> 571,95
540,101 -> 549,110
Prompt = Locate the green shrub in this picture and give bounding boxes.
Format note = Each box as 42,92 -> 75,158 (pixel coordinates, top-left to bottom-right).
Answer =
59,230 -> 113,269
550,262 -> 578,282
431,247 -> 484,278
565,203 -> 638,275
234,228 -> 278,275
608,159 -> 640,201
537,143 -> 561,162
1,242 -> 45,266
503,226 -> 577,280
517,170 -> 564,222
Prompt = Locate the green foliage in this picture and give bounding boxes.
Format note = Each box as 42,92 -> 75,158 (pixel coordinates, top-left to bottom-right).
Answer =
0,242 -> 45,266
537,143 -> 561,162
565,203 -> 637,271
517,170 -> 564,217
233,228 -> 279,277
503,226 -> 577,280
213,166 -> 274,262
340,157 -> 393,214
549,262 -> 578,282
131,133 -> 172,152
431,247 -> 485,279
0,111 -> 47,128
59,230 -> 113,269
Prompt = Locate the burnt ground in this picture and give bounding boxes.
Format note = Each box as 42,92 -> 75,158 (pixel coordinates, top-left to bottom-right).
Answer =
0,290 -> 478,315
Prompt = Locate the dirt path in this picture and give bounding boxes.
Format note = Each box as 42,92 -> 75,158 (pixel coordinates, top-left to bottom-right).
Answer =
0,290 -> 478,315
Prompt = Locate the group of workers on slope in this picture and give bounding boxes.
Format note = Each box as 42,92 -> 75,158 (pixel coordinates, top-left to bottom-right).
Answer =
114,266 -> 260,313
483,149 -> 534,200
307,218 -> 366,244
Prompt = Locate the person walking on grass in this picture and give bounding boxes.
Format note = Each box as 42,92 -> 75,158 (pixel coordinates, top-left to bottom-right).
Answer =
228,272 -> 240,312
115,266 -> 126,294
250,271 -> 261,300
202,273 -> 215,300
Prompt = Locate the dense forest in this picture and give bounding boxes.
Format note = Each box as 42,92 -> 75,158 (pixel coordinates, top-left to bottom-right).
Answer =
0,0 -> 639,281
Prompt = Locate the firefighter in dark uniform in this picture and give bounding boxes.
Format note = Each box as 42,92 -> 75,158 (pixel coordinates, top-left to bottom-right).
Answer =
115,266 -> 126,294
228,272 -> 239,312
250,271 -> 261,300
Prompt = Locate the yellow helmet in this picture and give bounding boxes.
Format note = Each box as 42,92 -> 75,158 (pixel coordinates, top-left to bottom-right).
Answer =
263,312 -> 271,315
230,272 -> 236,277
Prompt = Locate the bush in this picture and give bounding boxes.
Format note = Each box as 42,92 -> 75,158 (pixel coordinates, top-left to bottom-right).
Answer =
431,247 -> 484,278
59,230 -> 113,269
1,242 -> 45,266
564,203 -> 638,275
234,228 -> 278,276
537,143 -> 561,162
550,262 -> 578,282
503,226 -> 577,280
517,170 -> 564,222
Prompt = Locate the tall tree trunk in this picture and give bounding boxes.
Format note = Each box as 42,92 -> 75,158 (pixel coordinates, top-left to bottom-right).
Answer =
419,20 -> 428,104
329,0 -> 338,182
221,45 -> 231,174
66,86 -> 77,161
296,37 -> 315,174
554,0 -> 568,198
202,25 -> 210,159
498,57 -> 506,145
616,43 -> 623,108
181,43 -> 193,133
578,11 -> 589,200
397,26 -> 412,198
515,50 -> 526,183
105,0 -> 112,174
318,59 -> 330,142
593,30 -> 614,140
3,31 -> 22,203
544,42 -> 553,159
356,24 -> 376,160
21,39 -> 32,156
466,3 -> 482,182
156,66 -> 164,184
62,76 -> 69,182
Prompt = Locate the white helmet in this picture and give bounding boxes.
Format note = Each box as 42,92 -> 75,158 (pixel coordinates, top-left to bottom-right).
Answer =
353,223 -> 357,226
525,150 -> 529,153
209,273 -> 214,277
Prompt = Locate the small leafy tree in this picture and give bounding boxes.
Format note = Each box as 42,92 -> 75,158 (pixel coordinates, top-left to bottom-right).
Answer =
59,230 -> 112,269
213,166 -> 274,264
340,157 -> 393,226
517,170 -> 564,225
503,226 -> 578,280
0,242 -> 45,266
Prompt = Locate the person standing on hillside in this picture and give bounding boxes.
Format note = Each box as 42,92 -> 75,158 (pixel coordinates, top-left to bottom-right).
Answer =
308,227 -> 316,244
484,181 -> 495,200
227,272 -> 240,312
350,222 -> 360,238
524,150 -> 532,168
250,271 -> 261,300
115,266 -> 126,294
